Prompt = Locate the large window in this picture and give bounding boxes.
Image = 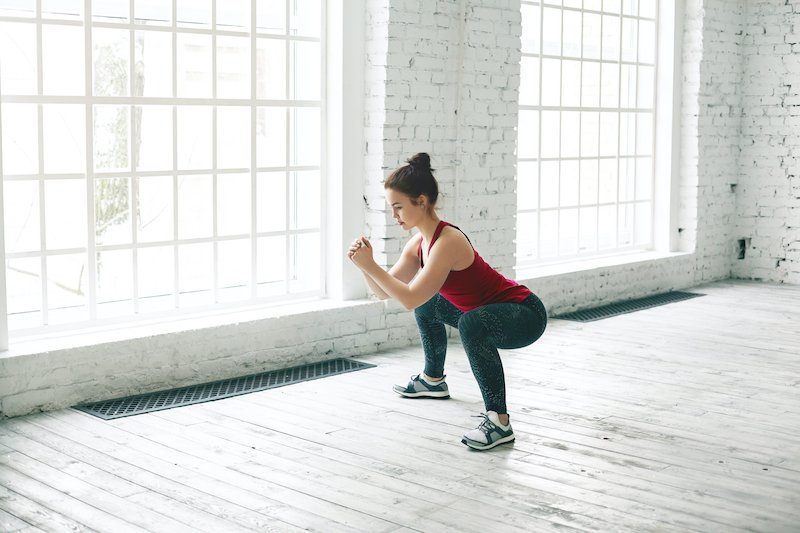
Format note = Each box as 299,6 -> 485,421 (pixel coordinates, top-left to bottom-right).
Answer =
0,0 -> 324,332
517,0 -> 657,265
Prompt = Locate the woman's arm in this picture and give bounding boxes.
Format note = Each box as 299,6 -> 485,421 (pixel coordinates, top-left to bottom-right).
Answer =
348,236 -> 421,300
350,232 -> 464,310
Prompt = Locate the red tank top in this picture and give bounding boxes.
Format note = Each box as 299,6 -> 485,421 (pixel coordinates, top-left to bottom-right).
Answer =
418,221 -> 531,312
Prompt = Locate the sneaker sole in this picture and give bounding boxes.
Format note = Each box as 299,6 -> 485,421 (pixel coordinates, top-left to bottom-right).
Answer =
392,388 -> 450,399
461,434 -> 515,450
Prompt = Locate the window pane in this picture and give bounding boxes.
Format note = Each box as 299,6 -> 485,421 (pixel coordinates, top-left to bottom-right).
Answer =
599,112 -> 618,156
45,179 -> 86,249
581,61 -> 599,107
93,0 -> 129,22
257,38 -> 287,100
634,201 -> 652,244
290,232 -> 319,292
43,104 -> 85,173
579,206 -> 598,252
517,110 -> 539,160
560,160 -> 579,206
580,111 -> 598,157
138,246 -> 175,312
95,177 -> 131,245
137,176 -> 174,243
520,3 -> 540,55
94,105 -> 129,172
601,62 -> 619,107
42,24 -> 84,95
135,0 -> 171,25
516,211 -> 537,262
601,14 -> 620,61
620,64 -> 636,107
540,111 -> 559,159
256,0 -> 286,35
96,249 -> 133,318
542,8 -> 561,55
217,0 -> 249,29
598,204 -> 616,249
6,257 -> 40,320
290,41 -> 320,101
0,0 -> 35,17
217,106 -> 251,169
579,159 -> 598,205
289,0 -> 321,38
177,174 -> 212,239
218,173 -> 251,236
582,12 -> 601,60
622,0 -> 637,15
561,60 -> 581,107
135,31 -> 173,97
541,58 -> 560,106
1,104 -> 38,174
4,180 -> 40,253
640,0 -> 656,18
178,243 -> 213,305
137,106 -> 173,172
177,0 -> 211,27
560,111 -> 579,158
519,57 -> 540,106
257,171 -> 286,232
47,254 -> 88,321
637,112 -> 652,155
217,35 -> 250,99
177,106 -> 212,170
257,235 -> 285,296
620,111 -> 635,156
638,65 -> 654,109
217,239 -> 250,302
42,0 -> 82,19
517,161 -> 538,211
177,33 -> 212,98
0,22 -> 37,94
603,0 -> 621,13
621,16 -> 637,63
290,170 -> 319,230
290,107 -> 320,166
539,210 -> 558,258
639,20 -> 655,63
618,203 -> 633,246
636,157 -> 652,200
598,158 -> 617,204
562,10 -> 581,58
257,107 -> 287,167
540,161 -> 559,209
559,208 -> 578,255
619,157 -> 635,201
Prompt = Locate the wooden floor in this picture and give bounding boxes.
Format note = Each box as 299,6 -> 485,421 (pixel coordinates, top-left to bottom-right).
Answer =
1,280 -> 799,532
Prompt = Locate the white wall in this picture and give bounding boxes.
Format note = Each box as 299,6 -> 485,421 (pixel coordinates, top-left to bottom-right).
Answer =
736,0 -> 800,283
0,0 -> 768,418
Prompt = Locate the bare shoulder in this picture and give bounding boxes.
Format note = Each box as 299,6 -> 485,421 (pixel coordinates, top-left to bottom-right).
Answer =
401,232 -> 423,255
432,225 -> 474,268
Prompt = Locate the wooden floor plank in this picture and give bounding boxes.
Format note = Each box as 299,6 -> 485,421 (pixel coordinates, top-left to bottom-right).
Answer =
0,280 -> 798,532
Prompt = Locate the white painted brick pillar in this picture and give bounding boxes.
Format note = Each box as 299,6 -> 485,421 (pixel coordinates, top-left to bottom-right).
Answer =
364,0 -> 522,277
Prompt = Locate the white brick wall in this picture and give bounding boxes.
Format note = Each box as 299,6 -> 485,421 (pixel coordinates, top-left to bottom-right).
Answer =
736,0 -> 800,283
3,0 -> 780,418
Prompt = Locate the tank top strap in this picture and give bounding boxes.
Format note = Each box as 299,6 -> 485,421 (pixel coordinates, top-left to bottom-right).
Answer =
428,220 -> 450,253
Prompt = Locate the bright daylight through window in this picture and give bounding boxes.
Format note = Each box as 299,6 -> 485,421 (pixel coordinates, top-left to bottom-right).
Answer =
0,0 -> 324,333
517,0 -> 658,265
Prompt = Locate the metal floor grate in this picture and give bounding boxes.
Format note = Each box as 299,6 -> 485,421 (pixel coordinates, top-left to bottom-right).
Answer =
553,291 -> 705,322
74,358 -> 376,420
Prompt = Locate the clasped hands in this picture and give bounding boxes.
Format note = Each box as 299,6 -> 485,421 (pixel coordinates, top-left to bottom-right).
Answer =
347,236 -> 374,269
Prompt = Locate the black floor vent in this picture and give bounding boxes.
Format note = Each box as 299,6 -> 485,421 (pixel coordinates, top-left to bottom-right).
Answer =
75,358 -> 376,420
553,291 -> 704,322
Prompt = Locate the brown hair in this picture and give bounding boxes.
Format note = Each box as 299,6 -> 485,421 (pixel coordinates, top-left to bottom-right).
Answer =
383,153 -> 438,207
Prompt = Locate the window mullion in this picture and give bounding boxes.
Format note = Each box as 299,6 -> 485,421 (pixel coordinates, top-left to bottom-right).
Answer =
171,0 -> 179,310
85,0 -> 98,321
250,0 -> 258,299
211,0 -> 219,304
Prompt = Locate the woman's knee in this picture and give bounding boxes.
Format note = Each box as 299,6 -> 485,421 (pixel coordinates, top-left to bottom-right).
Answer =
457,310 -> 488,342
414,294 -> 439,321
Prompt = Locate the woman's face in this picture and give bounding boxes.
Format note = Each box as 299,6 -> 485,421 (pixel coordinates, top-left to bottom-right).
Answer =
386,188 -> 427,230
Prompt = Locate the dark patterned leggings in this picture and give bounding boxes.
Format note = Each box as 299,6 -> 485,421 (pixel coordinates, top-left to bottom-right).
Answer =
414,292 -> 547,414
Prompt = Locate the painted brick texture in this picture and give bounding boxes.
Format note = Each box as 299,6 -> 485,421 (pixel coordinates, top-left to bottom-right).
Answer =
736,0 -> 800,283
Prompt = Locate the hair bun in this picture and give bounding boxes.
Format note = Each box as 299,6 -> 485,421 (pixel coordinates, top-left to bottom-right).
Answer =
407,153 -> 432,172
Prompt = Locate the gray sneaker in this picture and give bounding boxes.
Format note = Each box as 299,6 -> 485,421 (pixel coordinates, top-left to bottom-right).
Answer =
461,411 -> 515,450
392,374 -> 450,399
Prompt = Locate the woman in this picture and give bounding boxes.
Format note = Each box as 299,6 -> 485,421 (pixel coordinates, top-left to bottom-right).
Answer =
347,153 -> 547,450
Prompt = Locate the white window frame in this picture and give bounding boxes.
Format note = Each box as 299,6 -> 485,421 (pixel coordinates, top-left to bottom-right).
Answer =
516,0 -> 678,268
0,0 -> 328,338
